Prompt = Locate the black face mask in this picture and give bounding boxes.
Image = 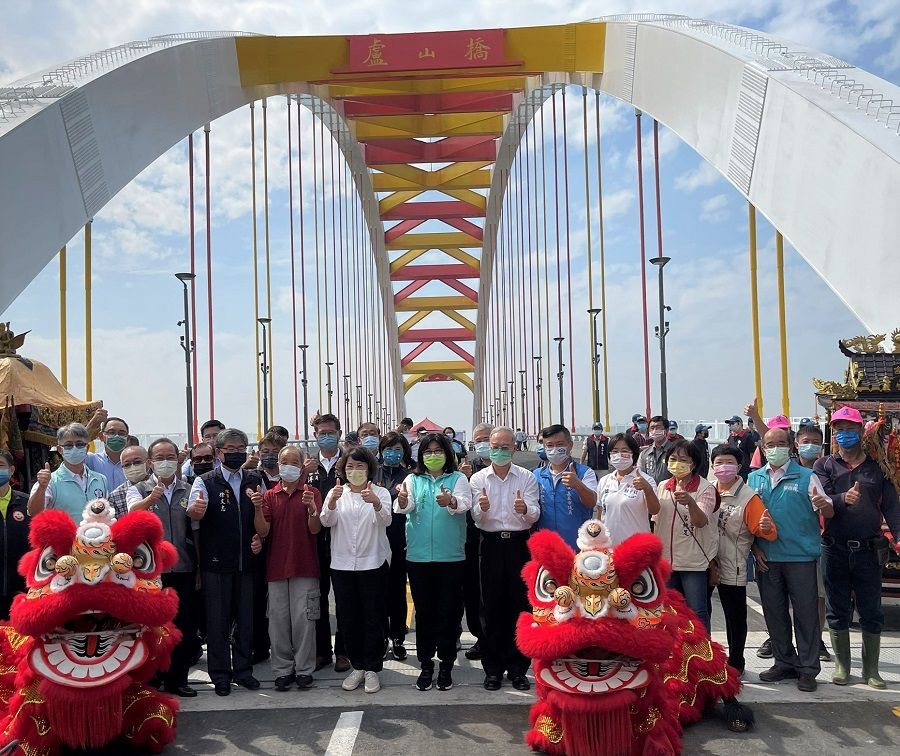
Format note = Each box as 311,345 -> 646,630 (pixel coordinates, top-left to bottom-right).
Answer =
222,452 -> 247,470
193,461 -> 214,476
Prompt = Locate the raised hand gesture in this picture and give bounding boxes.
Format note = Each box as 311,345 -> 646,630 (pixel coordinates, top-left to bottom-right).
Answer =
844,481 -> 861,506
561,462 -> 578,489
37,462 -> 51,488
150,479 -> 166,501
459,458 -> 473,477
302,485 -> 317,515
513,489 -> 526,515
436,484 -> 453,508
478,487 -> 490,512
759,508 -> 773,534
247,485 -> 264,508
332,479 -> 345,502
361,481 -> 379,505
673,478 -> 694,507
190,490 -> 207,519
397,482 -> 409,508
632,472 -> 648,492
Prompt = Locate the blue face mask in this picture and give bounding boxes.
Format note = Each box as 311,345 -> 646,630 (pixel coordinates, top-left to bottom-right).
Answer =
317,434 -> 339,452
361,436 -> 380,451
0,470 -> 9,487
475,441 -> 491,459
834,430 -> 860,449
382,448 -> 403,467
536,444 -> 547,461
61,445 -> 88,465
637,422 -> 648,433
798,443 -> 822,461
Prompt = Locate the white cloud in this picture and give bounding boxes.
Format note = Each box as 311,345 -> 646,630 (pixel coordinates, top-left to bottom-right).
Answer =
675,160 -> 723,192
700,193 -> 730,223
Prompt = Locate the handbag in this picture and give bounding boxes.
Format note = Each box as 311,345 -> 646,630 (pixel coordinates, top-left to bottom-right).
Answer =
707,557 -> 721,587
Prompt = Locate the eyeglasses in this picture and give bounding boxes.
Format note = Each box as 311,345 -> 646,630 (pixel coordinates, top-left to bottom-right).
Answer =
60,442 -> 88,450
423,451 -> 444,458
104,430 -> 128,438
192,455 -> 215,464
220,446 -> 247,453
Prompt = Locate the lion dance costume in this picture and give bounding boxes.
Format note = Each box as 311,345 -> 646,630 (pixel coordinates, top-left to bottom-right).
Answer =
517,520 -> 752,756
0,500 -> 180,754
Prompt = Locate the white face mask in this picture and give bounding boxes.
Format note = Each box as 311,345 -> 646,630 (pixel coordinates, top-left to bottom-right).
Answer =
609,453 -> 633,470
123,463 -> 149,484
346,469 -> 368,487
649,429 -> 666,442
279,464 -> 302,483
152,460 -> 178,479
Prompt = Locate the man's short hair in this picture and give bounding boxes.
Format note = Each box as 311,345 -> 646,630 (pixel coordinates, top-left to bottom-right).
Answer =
0,449 -> 14,467
269,425 -> 290,440
541,424 -> 571,442
57,422 -> 89,444
796,425 -> 824,442
472,422 -> 494,438
312,413 -> 342,432
260,431 -> 287,450
102,416 -> 129,433
190,442 -> 214,460
215,428 -> 249,448
147,437 -> 178,458
200,419 -> 226,435
649,415 -> 669,428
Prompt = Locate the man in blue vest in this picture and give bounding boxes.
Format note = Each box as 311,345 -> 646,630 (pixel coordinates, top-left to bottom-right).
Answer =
749,427 -> 833,692
533,424 -> 596,551
28,422 -> 108,521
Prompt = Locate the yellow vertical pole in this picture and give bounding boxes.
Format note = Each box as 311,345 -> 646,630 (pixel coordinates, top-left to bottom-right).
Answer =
748,204 -> 763,417
775,231 -> 790,417
262,98 -> 274,428
582,87 -> 597,420
250,102 -> 262,440
84,223 -> 92,401
59,245 -> 68,388
595,92 -> 610,429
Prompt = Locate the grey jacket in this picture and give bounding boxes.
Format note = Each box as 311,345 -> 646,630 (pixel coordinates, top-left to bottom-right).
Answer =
134,476 -> 194,573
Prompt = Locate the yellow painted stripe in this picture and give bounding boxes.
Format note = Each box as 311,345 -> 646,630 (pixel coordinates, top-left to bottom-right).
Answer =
385,232 -> 482,250
394,296 -> 477,311
441,248 -> 481,268
404,374 -> 426,391
379,190 -> 422,214
325,76 -> 531,98
444,310 -> 477,330
354,115 -> 504,140
398,310 -> 429,333
371,169 -> 493,192
389,249 -> 429,272
402,360 -> 474,374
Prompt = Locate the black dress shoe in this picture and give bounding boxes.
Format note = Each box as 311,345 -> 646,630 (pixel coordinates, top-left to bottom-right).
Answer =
756,638 -> 773,658
797,674 -> 818,692
315,655 -> 333,672
334,655 -> 351,673
464,640 -> 482,660
758,665 -> 799,682
172,684 -> 198,698
483,675 -> 502,691
235,675 -> 261,690
391,640 -> 408,661
296,674 -> 314,689
510,676 -> 530,691
214,683 -> 231,696
274,673 -> 296,692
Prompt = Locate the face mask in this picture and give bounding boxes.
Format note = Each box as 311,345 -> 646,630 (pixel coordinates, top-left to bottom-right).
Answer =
382,449 -> 403,467
649,429 -> 666,442
609,453 -> 633,471
637,422 -> 648,433
444,432 -> 455,439
834,430 -> 860,449
105,435 -> 127,453
764,447 -> 790,467
798,443 -> 822,461
702,432 -> 709,439
61,445 -> 88,465
192,461 -> 214,477
712,463 -> 739,481
361,436 -> 380,451
279,464 -> 302,483
536,445 -> 547,461
423,453 -> 446,471
261,453 -> 279,469
317,434 -> 339,452
475,441 -> 491,459
0,470 -> 10,487
546,447 -> 569,464
592,427 -> 603,435
152,460 -> 178,479
346,469 -> 368,487
667,459 -> 692,478
222,451 -> 247,470
489,448 -> 512,466
123,463 -> 148,484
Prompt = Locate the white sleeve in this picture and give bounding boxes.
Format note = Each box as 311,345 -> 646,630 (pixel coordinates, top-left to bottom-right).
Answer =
187,477 -> 207,513
30,481 -> 53,507
521,472 -> 541,526
394,477 -> 416,514
125,485 -> 144,510
375,486 -> 392,526
319,490 -> 339,526
450,474 -> 473,514
808,473 -> 832,508
581,468 -> 598,491
469,470 -> 485,524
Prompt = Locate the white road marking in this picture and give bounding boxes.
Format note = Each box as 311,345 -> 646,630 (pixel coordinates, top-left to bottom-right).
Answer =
746,594 -> 765,617
325,710 -> 363,756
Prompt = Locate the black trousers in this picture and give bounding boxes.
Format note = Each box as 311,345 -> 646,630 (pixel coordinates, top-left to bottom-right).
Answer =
384,514 -> 408,642
315,529 -> 345,659
333,563 -> 389,672
161,571 -> 199,688
407,560 -> 464,669
462,523 -> 484,640
713,583 -> 748,671
479,532 -> 531,677
202,570 -> 254,685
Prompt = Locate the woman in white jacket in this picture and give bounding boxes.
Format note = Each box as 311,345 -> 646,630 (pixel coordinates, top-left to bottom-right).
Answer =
320,447 -> 392,694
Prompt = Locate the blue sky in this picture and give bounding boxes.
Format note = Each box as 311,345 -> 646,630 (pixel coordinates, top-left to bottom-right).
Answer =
1,1 -> 898,442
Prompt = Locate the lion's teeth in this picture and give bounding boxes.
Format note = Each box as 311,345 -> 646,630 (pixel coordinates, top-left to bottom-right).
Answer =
101,657 -> 121,674
56,659 -> 75,675
47,649 -> 66,665
71,665 -> 88,679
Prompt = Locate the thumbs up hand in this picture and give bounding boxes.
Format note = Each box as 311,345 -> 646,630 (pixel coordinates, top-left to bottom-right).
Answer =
150,479 -> 166,501
459,458 -> 473,477
561,462 -> 578,489
479,487 -> 490,512
845,481 -> 861,505
332,480 -> 344,501
812,490 -> 831,511
190,490 -> 207,520
743,397 -> 759,418
759,508 -> 773,534
632,472 -> 648,492
302,485 -> 316,514
361,481 -> 379,506
436,484 -> 453,508
673,478 -> 693,506
250,533 -> 263,555
397,482 -> 409,508
37,462 -> 51,488
247,485 -> 264,508
514,489 -> 526,515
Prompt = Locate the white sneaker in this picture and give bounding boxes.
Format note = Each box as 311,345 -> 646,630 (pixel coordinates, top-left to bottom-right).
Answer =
364,671 -> 381,694
342,669 -> 365,691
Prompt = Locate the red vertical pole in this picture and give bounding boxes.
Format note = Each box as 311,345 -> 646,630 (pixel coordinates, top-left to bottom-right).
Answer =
288,100 -> 299,440
188,133 -> 199,442
204,123 -> 215,418
297,100 -> 309,439
635,111 -> 651,420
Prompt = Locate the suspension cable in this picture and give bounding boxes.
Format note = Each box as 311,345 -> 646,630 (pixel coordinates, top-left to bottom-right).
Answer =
582,87 -> 596,423
561,87 -> 576,431
296,99 -> 310,440
188,133 -> 199,441
263,99 -> 274,429
250,103 -> 261,438
204,122 -> 215,419
287,98 -> 299,440
595,92 -> 610,429
635,110 -> 651,419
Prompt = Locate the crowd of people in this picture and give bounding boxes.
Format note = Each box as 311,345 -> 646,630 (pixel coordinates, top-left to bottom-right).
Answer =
0,401 -> 897,700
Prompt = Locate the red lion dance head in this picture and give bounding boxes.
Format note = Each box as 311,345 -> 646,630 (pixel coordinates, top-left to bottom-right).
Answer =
517,520 -> 752,756
0,500 -> 180,754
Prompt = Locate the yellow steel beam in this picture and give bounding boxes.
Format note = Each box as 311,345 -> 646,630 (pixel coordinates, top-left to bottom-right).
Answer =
441,247 -> 481,268
351,113 -> 505,140
444,310 -> 477,331
402,360 -> 474,374
441,188 -> 487,210
371,170 -> 492,192
404,374 -> 426,391
386,232 -> 482,250
453,373 -> 474,391
379,190 -> 423,214
324,76 -> 531,98
395,296 -> 477,311
398,310 -> 429,333
389,248 -> 429,272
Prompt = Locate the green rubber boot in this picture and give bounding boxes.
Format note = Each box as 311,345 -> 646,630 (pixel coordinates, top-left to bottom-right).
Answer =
829,629 -> 851,685
861,631 -> 886,689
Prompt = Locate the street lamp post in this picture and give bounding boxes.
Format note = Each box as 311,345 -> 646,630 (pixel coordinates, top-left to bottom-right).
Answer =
501,389 -> 508,424
343,374 -> 351,429
298,344 -> 309,441
519,369 -> 527,434
367,392 -> 373,421
534,355 -> 543,432
258,317 -> 272,433
508,380 -> 516,429
175,273 -> 196,444
649,256 -> 671,419
588,308 -> 603,423
554,336 -> 566,425
356,385 -> 363,426
325,362 -> 334,414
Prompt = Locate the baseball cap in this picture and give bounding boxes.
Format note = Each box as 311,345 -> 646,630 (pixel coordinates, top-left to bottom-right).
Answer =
830,407 -> 864,425
798,417 -> 815,427
726,415 -> 742,424
668,421 -> 678,430
631,413 -> 646,423
695,424 -> 711,433
592,422 -> 603,431
767,415 -> 791,430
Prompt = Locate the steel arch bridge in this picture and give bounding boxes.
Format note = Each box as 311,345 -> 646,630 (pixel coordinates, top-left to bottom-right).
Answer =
1,16 -> 899,429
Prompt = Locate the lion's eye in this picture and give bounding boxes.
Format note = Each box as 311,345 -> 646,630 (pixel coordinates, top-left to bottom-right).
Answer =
34,547 -> 57,582
534,567 -> 559,602
630,569 -> 658,603
131,543 -> 155,574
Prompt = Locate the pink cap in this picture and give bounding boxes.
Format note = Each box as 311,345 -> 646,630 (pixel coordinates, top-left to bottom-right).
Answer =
831,406 -> 864,425
767,415 -> 791,429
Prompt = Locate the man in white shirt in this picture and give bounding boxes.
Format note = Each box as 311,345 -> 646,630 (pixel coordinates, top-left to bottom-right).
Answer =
470,427 -> 540,692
